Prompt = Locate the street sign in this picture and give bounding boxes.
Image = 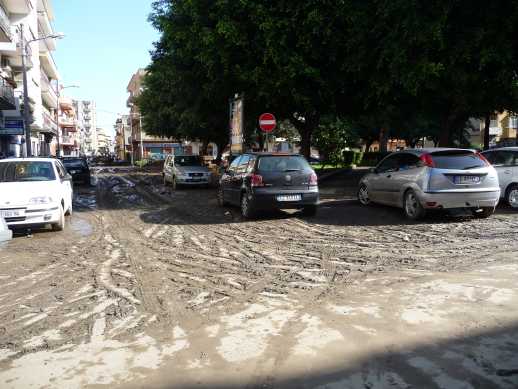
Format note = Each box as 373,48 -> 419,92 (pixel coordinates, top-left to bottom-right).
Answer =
259,113 -> 276,133
0,118 -> 24,135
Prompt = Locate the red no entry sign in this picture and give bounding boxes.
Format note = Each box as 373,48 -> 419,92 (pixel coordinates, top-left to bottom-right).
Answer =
259,113 -> 276,133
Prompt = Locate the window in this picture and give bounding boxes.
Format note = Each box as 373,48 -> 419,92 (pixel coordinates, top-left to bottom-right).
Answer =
228,156 -> 242,173
397,153 -> 421,171
236,155 -> 250,174
56,162 -> 67,179
174,155 -> 201,166
0,162 -> 56,182
430,151 -> 486,170
376,155 -> 399,173
509,116 -> 518,129
485,151 -> 516,166
257,156 -> 311,172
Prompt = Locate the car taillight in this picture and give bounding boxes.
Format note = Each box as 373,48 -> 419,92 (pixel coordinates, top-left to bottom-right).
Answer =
476,152 -> 490,166
309,172 -> 318,186
420,153 -> 435,168
250,174 -> 264,187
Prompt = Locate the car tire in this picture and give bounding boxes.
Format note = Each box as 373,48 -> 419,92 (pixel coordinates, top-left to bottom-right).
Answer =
473,207 -> 495,219
403,189 -> 426,220
65,201 -> 73,217
241,192 -> 256,219
506,184 -> 518,208
218,187 -> 228,206
52,206 -> 65,231
302,205 -> 318,217
358,184 -> 371,205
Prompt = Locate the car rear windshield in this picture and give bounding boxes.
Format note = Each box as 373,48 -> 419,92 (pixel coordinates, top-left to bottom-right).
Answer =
257,156 -> 311,172
63,159 -> 88,168
174,156 -> 201,166
0,161 -> 56,182
431,151 -> 487,170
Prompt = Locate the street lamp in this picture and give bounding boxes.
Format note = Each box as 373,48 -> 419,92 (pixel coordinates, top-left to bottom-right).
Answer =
20,26 -> 65,157
55,84 -> 79,158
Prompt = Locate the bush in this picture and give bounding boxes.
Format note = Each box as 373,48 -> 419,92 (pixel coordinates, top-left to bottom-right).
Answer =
342,150 -> 364,166
359,152 -> 391,166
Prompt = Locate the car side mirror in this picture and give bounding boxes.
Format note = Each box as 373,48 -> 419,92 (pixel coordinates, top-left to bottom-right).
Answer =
63,174 -> 72,182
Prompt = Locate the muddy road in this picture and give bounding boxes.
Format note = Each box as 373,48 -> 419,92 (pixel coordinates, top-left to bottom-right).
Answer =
1,167 -> 518,388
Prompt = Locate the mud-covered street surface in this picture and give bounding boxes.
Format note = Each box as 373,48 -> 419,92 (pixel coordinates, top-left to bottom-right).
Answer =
1,167 -> 518,388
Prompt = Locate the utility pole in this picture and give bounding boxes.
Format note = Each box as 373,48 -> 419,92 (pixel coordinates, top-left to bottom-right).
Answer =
20,25 -> 31,157
129,116 -> 134,165
55,79 -> 60,157
139,114 -> 144,160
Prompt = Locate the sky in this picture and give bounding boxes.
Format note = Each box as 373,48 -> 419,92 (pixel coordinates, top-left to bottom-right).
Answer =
52,0 -> 159,136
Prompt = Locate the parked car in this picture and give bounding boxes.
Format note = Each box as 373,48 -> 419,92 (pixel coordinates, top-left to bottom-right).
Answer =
358,149 -> 500,220
0,158 -> 73,231
218,153 -> 319,218
61,157 -> 91,185
162,155 -> 211,189
481,147 -> 518,208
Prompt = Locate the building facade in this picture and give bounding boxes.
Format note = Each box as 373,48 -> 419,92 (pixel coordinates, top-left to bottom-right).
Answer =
127,68 -> 177,161
0,0 -> 61,158
58,94 -> 79,156
114,115 -> 132,161
74,99 -> 97,156
95,127 -> 111,155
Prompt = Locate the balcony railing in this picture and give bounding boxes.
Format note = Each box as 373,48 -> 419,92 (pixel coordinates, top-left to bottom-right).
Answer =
0,77 -> 15,110
59,96 -> 73,110
61,135 -> 77,146
0,3 -> 12,42
59,116 -> 78,130
43,110 -> 58,135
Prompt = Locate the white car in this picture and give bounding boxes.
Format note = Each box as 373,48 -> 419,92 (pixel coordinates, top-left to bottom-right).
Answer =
0,158 -> 73,231
162,154 -> 211,189
481,147 -> 518,208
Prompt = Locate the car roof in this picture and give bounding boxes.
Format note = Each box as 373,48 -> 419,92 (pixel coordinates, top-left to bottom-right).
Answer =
396,148 -> 476,155
0,157 -> 58,163
241,152 -> 302,157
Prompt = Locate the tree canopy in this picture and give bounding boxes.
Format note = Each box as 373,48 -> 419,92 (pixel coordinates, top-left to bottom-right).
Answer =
139,0 -> 518,157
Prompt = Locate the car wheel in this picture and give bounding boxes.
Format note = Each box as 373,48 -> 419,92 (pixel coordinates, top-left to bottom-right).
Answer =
302,205 -> 318,217
52,206 -> 65,231
241,193 -> 256,219
506,184 -> 518,208
358,184 -> 371,205
403,190 -> 426,220
473,207 -> 495,219
65,201 -> 73,217
218,187 -> 228,206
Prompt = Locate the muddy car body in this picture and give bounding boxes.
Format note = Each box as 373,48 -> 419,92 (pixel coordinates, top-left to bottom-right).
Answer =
218,153 -> 319,218
358,148 -> 501,219
163,155 -> 211,189
481,147 -> 518,208
0,158 -> 73,231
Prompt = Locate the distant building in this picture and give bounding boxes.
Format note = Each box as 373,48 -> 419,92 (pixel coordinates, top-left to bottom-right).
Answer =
74,99 -> 98,156
96,127 -> 112,155
114,115 -> 132,161
59,95 -> 79,156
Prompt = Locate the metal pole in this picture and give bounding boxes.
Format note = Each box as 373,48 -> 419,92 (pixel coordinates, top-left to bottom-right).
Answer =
129,116 -> 134,165
55,79 -> 60,157
20,25 -> 31,157
139,115 -> 144,160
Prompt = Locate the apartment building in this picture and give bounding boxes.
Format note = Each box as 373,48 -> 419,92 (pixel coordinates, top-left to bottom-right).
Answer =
59,94 -> 79,156
96,127 -> 112,155
0,0 -> 61,157
127,68 -> 177,160
468,111 -> 518,148
73,99 -> 98,156
114,114 -> 132,161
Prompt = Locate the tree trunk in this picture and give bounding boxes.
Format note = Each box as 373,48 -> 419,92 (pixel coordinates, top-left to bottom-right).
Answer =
483,115 -> 491,150
299,128 -> 311,159
379,128 -> 388,153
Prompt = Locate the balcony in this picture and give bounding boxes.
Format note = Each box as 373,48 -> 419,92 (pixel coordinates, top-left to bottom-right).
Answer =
59,96 -> 73,111
59,116 -> 78,130
61,135 -> 76,146
40,72 -> 58,107
3,0 -> 32,14
0,3 -> 12,43
0,77 -> 15,110
39,51 -> 59,80
42,110 -> 58,135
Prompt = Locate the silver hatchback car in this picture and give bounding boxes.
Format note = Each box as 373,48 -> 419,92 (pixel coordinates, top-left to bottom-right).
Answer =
358,148 -> 501,219
481,147 -> 518,208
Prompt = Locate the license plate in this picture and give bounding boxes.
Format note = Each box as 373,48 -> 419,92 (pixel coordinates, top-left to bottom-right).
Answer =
0,209 -> 24,218
276,194 -> 302,202
454,175 -> 481,184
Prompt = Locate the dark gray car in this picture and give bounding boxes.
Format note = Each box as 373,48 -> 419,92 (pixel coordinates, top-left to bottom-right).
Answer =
358,148 -> 500,219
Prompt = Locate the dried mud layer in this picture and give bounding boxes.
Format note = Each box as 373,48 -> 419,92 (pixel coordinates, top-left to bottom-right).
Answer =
1,167 -> 518,389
